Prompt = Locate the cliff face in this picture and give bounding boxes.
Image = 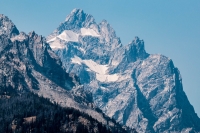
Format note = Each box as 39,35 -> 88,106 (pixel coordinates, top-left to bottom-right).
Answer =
47,9 -> 200,132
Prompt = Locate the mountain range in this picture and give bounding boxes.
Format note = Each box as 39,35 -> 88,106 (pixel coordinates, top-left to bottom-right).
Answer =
0,8 -> 200,133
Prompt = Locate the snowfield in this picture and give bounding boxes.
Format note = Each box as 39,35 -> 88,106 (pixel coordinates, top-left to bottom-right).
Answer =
71,56 -> 120,82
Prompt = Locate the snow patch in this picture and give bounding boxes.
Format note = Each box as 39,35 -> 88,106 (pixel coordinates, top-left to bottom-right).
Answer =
111,60 -> 119,66
71,56 -> 82,65
73,46 -> 86,54
71,56 -> 119,82
47,30 -> 79,43
49,39 -> 65,49
47,30 -> 80,49
81,28 -> 100,37
96,73 -> 119,82
79,47 -> 86,54
71,56 -> 108,74
83,59 -> 108,75
57,30 -> 79,42
47,37 -> 56,43
47,28 -> 100,45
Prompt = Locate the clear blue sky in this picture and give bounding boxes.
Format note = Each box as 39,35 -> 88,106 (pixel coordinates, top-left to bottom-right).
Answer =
1,0 -> 200,116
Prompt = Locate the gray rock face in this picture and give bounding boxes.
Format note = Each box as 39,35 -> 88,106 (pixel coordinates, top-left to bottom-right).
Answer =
47,9 -> 200,132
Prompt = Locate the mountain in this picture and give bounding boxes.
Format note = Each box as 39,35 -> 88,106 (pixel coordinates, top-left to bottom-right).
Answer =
47,9 -> 200,133
0,14 -> 134,132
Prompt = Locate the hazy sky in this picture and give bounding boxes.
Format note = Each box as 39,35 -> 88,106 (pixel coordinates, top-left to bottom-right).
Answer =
1,1 -> 200,116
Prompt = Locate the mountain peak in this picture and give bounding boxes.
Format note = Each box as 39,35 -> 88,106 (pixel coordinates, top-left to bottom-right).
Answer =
99,19 -> 119,44
101,19 -> 108,24
47,9 -> 123,50
0,14 -> 7,19
48,8 -> 96,35
64,8 -> 95,27
71,8 -> 83,14
65,8 -> 83,21
134,36 -> 140,43
0,14 -> 19,37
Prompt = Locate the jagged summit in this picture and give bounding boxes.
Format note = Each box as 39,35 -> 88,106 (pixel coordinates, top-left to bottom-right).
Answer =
68,8 -> 83,16
99,19 -> 120,44
46,9 -> 98,43
65,8 -> 84,21
63,8 -> 95,31
65,8 -> 93,21
0,14 -> 19,37
47,9 -> 122,51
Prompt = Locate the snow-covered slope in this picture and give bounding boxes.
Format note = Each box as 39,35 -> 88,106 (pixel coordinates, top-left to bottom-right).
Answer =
71,56 -> 119,82
47,9 -> 200,133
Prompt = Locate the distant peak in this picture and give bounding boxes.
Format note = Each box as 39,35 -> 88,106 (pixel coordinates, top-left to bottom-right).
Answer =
0,14 -> 10,20
0,14 -> 5,18
29,31 -> 36,37
0,14 -> 12,24
50,8 -> 96,33
71,8 -> 83,14
0,14 -> 19,37
99,19 -> 112,29
134,36 -> 140,43
65,8 -> 93,22
128,36 -> 143,45
65,8 -> 84,21
101,19 -> 108,24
